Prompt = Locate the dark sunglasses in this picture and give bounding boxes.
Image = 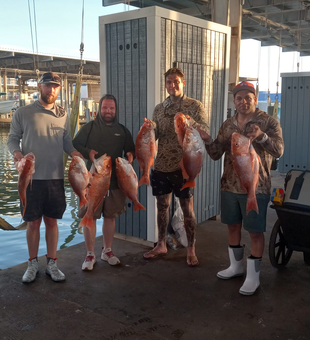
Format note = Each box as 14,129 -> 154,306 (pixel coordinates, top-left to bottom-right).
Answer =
39,74 -> 61,84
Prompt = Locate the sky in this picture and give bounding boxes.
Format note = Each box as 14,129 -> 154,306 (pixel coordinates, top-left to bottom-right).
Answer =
1,0 -> 310,94
0,0 -> 133,60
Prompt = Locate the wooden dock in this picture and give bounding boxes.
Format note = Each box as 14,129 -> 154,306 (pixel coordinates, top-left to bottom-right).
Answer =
0,118 -> 11,127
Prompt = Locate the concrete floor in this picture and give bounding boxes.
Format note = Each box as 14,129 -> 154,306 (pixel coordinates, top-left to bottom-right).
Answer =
1,171 -> 310,340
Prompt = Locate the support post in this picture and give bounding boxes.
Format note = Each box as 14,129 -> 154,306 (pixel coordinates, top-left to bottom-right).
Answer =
64,74 -> 68,112
60,75 -> 63,107
1,71 -> 8,99
212,0 -> 242,117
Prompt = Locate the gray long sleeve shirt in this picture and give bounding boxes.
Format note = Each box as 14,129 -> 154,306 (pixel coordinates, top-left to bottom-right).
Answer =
7,100 -> 76,180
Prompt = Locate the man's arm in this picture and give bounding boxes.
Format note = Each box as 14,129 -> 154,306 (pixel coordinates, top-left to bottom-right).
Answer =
190,101 -> 210,134
201,123 -> 229,161
63,114 -> 77,156
72,121 -> 94,160
151,106 -> 160,141
247,117 -> 284,158
7,109 -> 23,156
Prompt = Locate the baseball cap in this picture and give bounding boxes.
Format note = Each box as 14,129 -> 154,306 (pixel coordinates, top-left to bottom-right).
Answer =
233,81 -> 256,96
38,72 -> 61,86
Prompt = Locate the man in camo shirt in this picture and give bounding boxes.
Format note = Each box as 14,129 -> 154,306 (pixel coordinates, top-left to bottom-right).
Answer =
197,81 -> 284,295
143,67 -> 209,266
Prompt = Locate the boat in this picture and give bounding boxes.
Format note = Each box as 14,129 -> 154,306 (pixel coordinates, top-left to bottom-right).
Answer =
0,99 -> 18,114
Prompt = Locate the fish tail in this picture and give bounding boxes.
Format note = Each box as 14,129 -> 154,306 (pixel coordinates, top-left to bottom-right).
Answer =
22,203 -> 26,218
181,181 -> 195,191
246,196 -> 259,215
138,173 -> 150,187
20,195 -> 26,218
134,201 -> 146,212
80,215 -> 93,230
79,197 -> 88,209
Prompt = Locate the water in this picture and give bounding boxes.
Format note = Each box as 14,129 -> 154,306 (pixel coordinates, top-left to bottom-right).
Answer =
0,127 -> 103,270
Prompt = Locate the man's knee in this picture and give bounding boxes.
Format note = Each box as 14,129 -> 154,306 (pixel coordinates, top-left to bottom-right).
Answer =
156,195 -> 171,211
249,232 -> 264,242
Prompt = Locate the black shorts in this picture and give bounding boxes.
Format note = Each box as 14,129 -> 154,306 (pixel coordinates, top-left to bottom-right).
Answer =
21,180 -> 66,222
150,169 -> 193,199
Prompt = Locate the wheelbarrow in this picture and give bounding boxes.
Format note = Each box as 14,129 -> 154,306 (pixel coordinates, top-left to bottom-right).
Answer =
269,204 -> 310,268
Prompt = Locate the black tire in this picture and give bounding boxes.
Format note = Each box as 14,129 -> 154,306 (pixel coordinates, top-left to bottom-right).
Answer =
303,252 -> 310,266
269,219 -> 293,268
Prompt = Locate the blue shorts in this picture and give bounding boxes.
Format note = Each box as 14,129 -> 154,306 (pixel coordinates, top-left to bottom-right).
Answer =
21,180 -> 66,222
150,169 -> 193,199
220,191 -> 270,233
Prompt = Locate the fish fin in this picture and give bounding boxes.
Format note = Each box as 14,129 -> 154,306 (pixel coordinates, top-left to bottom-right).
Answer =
181,181 -> 195,191
79,198 -> 88,209
180,158 -> 189,179
22,204 -> 26,218
257,154 -> 262,165
246,196 -> 259,215
134,201 -> 146,212
80,216 -> 93,230
138,174 -> 150,187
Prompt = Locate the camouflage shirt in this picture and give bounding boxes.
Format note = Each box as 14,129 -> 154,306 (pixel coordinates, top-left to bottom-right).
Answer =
205,109 -> 284,194
152,95 -> 209,172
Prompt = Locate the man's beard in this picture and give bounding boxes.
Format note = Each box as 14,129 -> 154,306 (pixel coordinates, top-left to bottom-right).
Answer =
41,93 -> 57,105
102,114 -> 115,124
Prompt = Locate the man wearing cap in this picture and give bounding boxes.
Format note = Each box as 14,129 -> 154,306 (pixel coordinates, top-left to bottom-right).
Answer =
197,81 -> 284,295
7,71 -> 83,283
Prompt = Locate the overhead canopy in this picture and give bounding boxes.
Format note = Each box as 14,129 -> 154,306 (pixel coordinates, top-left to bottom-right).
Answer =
0,49 -> 100,83
102,0 -> 310,56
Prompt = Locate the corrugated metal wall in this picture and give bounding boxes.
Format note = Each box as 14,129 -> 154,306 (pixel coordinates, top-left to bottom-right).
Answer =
105,18 -> 148,239
278,75 -> 310,173
104,15 -> 227,237
161,19 -> 226,222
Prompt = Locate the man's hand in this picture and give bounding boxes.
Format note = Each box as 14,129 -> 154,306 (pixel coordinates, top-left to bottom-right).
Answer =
13,151 -> 23,164
196,125 -> 212,144
247,124 -> 264,142
126,152 -> 133,164
89,150 -> 98,163
71,151 -> 84,160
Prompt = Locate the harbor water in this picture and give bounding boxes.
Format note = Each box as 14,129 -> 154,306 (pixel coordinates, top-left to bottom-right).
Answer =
0,127 -> 103,270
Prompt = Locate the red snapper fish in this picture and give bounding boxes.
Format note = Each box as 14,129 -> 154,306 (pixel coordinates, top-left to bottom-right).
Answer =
16,153 -> 35,218
80,154 -> 112,229
115,157 -> 145,212
174,112 -> 191,147
231,132 -> 261,215
174,112 -> 191,179
181,126 -> 205,190
68,156 -> 91,208
135,118 -> 157,187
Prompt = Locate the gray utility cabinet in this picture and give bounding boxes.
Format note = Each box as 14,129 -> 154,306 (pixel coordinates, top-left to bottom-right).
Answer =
99,6 -> 231,243
279,72 -> 310,173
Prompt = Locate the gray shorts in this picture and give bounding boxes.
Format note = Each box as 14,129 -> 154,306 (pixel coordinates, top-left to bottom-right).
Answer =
78,188 -> 126,220
220,191 -> 270,232
21,180 -> 66,222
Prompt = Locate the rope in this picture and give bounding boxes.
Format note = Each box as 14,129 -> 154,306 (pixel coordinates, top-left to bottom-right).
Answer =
27,0 -> 37,72
79,0 -> 85,76
256,42 -> 261,99
33,0 -> 39,56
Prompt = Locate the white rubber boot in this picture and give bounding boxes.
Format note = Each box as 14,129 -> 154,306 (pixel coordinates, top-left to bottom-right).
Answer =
239,257 -> 261,296
217,246 -> 244,279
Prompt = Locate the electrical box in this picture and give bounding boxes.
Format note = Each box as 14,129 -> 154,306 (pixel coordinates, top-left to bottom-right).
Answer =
99,6 -> 231,242
279,72 -> 310,173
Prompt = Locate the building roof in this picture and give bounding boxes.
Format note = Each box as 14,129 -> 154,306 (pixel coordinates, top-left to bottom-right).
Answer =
0,49 -> 100,83
102,0 -> 310,56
